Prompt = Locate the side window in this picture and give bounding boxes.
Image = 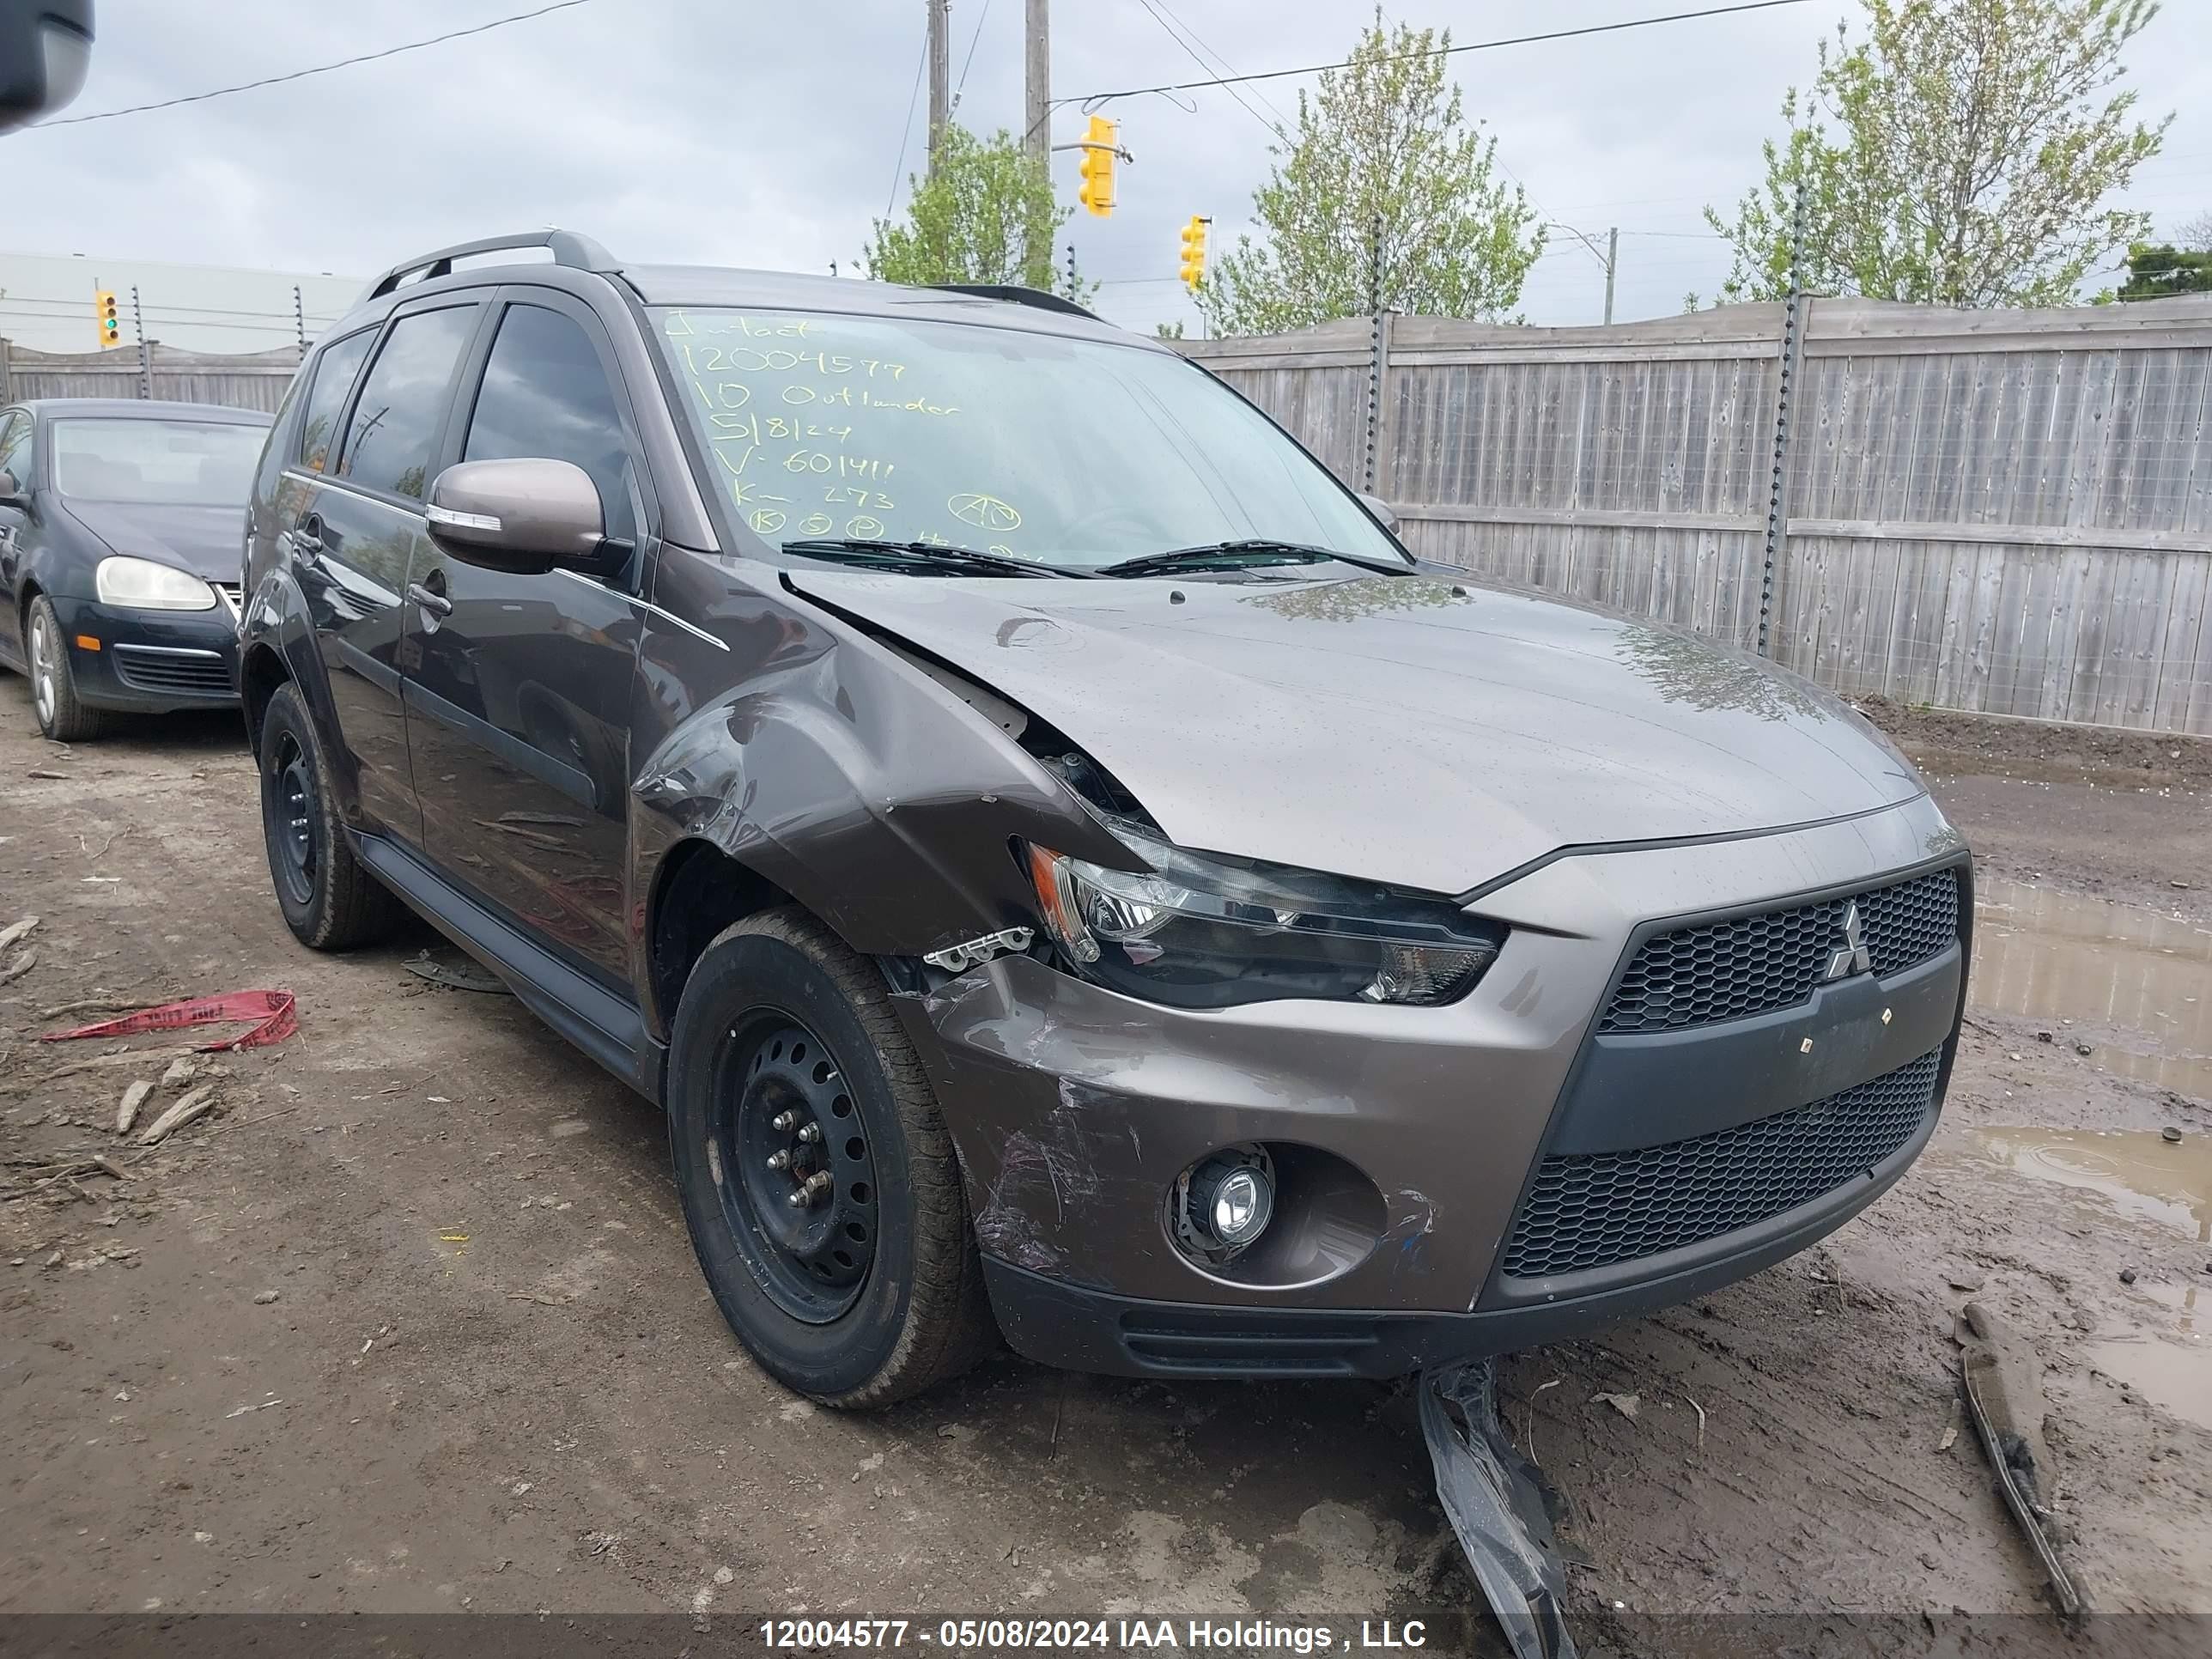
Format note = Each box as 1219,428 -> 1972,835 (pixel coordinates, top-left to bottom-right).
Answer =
337,306 -> 477,500
295,330 -> 374,475
0,413 -> 31,488
462,304 -> 637,543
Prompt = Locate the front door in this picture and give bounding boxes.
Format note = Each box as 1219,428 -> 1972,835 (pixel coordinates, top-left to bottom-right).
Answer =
0,410 -> 34,668
403,291 -> 651,986
293,303 -> 481,843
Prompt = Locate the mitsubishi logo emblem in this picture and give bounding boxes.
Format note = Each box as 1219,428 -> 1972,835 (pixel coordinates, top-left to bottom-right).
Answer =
1825,902 -> 1872,981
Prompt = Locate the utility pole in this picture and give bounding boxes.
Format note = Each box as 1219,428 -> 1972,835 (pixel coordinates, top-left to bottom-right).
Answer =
1024,0 -> 1050,170
926,0 -> 951,174
1603,226 -> 1619,325
293,284 -> 307,361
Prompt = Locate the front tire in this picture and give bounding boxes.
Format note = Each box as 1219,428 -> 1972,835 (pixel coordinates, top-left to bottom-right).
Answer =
26,596 -> 108,742
257,681 -> 402,950
668,907 -> 995,1407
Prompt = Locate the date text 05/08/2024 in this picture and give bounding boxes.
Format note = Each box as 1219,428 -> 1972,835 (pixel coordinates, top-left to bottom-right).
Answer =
757,1620 -> 1430,1651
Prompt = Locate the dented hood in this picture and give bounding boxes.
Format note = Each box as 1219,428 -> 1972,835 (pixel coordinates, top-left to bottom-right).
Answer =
789,569 -> 1924,896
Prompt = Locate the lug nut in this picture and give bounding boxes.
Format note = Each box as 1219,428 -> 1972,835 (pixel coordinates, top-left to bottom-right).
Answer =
795,1123 -> 822,1145
765,1150 -> 791,1171
770,1110 -> 799,1132
786,1170 -> 834,1207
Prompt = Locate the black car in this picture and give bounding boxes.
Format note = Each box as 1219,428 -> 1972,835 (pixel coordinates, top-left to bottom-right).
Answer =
0,398 -> 272,739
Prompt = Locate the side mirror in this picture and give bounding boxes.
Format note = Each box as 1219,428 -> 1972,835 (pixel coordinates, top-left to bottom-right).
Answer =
0,0 -> 94,134
0,468 -> 27,508
425,458 -> 608,576
1356,491 -> 1398,532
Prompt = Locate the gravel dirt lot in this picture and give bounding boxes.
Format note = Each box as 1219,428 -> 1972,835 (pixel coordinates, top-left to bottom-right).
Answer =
3,679 -> 2209,1650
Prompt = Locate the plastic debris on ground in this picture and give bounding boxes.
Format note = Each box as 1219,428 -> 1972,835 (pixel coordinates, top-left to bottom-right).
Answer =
38,989 -> 299,1052
1419,1360 -> 1579,1659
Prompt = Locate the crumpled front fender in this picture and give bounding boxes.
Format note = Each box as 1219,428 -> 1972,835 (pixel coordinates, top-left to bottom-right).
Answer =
627,592 -> 1127,970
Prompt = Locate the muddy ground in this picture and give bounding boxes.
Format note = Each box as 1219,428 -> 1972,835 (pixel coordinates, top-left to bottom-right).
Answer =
3,680 -> 2209,1651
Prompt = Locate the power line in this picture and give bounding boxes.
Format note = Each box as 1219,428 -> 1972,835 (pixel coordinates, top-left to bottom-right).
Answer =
1132,0 -> 1279,137
1065,0 -> 1816,108
886,21 -> 931,221
1149,0 -> 1292,126
952,0 -> 994,112
37,0 -> 603,129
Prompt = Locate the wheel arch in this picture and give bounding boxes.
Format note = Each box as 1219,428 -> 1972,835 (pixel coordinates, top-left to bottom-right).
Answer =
643,837 -> 799,1038
239,639 -> 291,754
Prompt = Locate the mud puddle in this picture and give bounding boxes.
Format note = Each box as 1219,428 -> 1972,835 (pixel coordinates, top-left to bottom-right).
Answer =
1948,1126 -> 2210,1431
1972,876 -> 2212,1097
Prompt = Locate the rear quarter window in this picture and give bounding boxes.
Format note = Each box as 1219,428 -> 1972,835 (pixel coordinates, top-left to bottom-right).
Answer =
296,329 -> 375,475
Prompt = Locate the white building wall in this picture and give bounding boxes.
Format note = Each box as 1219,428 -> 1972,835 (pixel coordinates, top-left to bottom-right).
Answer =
0,250 -> 363,355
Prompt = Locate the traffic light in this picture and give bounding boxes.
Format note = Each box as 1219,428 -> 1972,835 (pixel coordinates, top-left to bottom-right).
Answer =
1076,114 -> 1117,219
94,289 -> 121,349
1179,216 -> 1209,290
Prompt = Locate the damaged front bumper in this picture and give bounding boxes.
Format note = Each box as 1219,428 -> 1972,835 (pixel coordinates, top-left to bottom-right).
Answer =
893,794 -> 1968,1380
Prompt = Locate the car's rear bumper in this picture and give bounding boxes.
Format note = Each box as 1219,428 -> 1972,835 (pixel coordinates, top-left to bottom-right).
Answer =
897,793 -> 1970,1378
46,594 -> 238,711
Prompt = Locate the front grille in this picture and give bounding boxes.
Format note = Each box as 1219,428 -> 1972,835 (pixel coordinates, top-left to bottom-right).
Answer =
1499,1047 -> 1942,1280
112,646 -> 234,699
1600,869 -> 1960,1035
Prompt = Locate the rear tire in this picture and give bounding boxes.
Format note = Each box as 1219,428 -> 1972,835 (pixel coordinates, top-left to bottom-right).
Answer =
26,596 -> 108,742
667,906 -> 996,1407
257,680 -> 402,950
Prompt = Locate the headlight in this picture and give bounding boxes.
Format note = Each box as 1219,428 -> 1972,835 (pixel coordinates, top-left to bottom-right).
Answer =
1023,823 -> 1504,1009
95,556 -> 216,611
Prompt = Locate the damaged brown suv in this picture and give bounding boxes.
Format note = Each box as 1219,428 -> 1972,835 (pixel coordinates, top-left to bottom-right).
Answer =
240,231 -> 1971,1407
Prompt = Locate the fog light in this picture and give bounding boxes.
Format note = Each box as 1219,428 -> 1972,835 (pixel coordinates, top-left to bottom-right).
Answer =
1177,1146 -> 1275,1262
1207,1168 -> 1270,1243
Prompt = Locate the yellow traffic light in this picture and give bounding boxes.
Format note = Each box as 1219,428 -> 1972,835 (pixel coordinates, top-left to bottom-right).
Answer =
95,289 -> 122,349
1179,216 -> 1209,290
1076,114 -> 1117,219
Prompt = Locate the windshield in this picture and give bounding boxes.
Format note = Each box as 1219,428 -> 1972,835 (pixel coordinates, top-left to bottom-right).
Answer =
652,307 -> 1406,571
51,419 -> 264,507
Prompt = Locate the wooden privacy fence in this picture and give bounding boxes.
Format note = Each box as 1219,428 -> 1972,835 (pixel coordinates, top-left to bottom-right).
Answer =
0,339 -> 301,414
1183,295 -> 2212,738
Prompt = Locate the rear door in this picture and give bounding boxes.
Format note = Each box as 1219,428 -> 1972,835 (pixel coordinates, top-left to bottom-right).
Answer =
288,301 -> 482,843
402,288 -> 652,985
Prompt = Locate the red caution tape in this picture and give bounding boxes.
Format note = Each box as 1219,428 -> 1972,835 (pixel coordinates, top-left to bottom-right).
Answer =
40,989 -> 299,1053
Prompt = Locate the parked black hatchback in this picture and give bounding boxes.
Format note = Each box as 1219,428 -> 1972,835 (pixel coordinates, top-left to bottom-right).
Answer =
2,398 -> 270,738
240,231 -> 1965,1408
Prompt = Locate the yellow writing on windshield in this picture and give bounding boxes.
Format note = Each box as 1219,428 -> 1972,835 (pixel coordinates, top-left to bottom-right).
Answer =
949,493 -> 1022,532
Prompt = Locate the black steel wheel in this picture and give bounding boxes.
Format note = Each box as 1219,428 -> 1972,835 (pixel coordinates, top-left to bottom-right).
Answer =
256,682 -> 403,950
265,727 -> 319,909
667,905 -> 996,1407
713,1014 -> 881,1322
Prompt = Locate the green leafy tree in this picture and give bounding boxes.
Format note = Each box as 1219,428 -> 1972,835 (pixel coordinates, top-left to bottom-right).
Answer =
2116,242 -> 2212,300
1198,9 -> 1545,333
1709,0 -> 2169,307
862,124 -> 1096,302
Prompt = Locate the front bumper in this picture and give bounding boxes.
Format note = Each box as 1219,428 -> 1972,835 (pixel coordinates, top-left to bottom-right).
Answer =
898,793 -> 1969,1378
46,594 -> 239,712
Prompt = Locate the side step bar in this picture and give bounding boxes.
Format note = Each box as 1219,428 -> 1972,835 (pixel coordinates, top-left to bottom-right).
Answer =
349,831 -> 659,1104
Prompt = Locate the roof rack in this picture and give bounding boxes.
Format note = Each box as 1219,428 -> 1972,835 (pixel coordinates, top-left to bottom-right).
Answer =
363,229 -> 618,301
932,283 -> 1100,321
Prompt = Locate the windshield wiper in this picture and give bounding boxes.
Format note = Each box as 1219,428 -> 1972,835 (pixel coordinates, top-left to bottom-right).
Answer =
1095,539 -> 1408,579
781,538 -> 1083,580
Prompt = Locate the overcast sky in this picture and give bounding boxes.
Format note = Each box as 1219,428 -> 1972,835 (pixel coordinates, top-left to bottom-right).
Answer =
14,0 -> 2212,334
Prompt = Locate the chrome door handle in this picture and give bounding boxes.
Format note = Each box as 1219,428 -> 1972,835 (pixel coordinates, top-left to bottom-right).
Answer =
405,581 -> 453,617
